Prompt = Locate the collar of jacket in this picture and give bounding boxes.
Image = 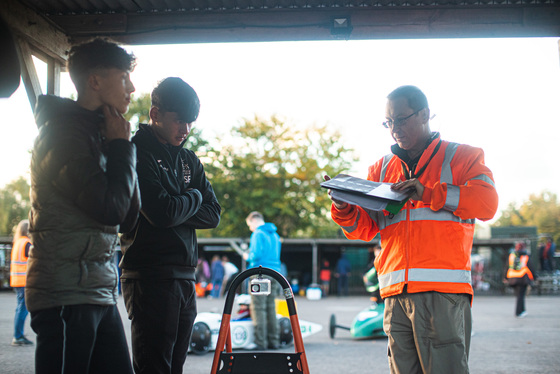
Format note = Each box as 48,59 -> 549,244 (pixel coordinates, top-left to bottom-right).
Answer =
35,94 -> 104,130
135,123 -> 185,157
391,131 -> 440,165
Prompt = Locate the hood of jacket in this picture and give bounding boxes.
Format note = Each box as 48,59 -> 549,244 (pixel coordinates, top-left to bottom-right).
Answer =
133,123 -> 185,157
259,222 -> 278,234
34,95 -> 103,130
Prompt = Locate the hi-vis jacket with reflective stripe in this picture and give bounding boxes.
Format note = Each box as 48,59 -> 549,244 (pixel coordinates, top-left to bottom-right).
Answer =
506,253 -> 534,281
331,133 -> 498,299
10,236 -> 30,288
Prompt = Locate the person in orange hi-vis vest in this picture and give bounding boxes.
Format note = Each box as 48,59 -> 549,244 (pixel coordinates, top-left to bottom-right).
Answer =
325,85 -> 498,374
319,259 -> 332,296
506,241 -> 537,318
10,219 -> 33,346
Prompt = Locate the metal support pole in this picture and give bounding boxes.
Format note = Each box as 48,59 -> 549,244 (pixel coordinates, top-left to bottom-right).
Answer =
311,241 -> 318,285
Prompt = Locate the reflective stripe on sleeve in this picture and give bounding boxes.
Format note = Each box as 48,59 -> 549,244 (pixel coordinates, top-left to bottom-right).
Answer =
365,208 -> 393,230
440,142 -> 459,184
470,174 -> 495,187
444,184 -> 460,211
341,209 -> 361,233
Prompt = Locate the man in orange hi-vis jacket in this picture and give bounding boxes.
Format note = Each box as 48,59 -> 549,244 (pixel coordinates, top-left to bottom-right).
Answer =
326,85 -> 498,374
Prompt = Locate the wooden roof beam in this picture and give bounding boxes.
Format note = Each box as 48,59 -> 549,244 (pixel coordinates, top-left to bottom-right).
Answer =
1,0 -> 70,66
16,38 -> 42,111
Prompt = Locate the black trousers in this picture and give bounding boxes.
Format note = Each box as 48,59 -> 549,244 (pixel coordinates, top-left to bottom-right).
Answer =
514,284 -> 528,316
122,279 -> 197,374
30,304 -> 133,374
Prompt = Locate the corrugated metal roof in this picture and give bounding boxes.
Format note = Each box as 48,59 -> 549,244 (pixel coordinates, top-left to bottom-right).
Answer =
23,0 -> 560,15
8,0 -> 560,46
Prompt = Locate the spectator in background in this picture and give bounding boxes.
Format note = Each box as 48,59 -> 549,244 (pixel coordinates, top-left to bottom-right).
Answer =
10,219 -> 33,346
114,241 -> 123,295
539,237 -> 556,271
196,257 -> 211,284
335,252 -> 351,296
195,257 -> 212,298
243,211 -> 282,351
319,259 -> 332,297
210,255 -> 225,298
506,241 -> 537,318
222,256 -> 239,297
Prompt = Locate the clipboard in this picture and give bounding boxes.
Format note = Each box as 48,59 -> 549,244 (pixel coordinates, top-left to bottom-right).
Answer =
321,174 -> 412,215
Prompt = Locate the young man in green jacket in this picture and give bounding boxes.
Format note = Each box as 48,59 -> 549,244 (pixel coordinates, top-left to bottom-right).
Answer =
28,38 -> 139,374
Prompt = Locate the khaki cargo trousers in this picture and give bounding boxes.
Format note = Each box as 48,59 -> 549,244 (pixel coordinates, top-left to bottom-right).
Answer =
384,291 -> 471,374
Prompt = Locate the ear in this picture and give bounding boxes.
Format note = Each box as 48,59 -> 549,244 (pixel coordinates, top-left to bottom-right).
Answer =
88,73 -> 102,91
149,106 -> 159,123
422,108 -> 430,123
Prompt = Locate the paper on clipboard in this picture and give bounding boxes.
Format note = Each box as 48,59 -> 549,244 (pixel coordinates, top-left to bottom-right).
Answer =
366,183 -> 409,201
321,174 -> 411,203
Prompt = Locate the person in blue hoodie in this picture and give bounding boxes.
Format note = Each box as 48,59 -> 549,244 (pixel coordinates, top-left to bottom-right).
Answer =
243,211 -> 282,350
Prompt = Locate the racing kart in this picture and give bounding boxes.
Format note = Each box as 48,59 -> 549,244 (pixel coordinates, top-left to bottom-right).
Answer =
329,301 -> 386,339
190,295 -> 322,355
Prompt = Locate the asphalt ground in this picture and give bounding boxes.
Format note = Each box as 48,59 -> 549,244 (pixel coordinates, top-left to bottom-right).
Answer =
1,291 -> 559,374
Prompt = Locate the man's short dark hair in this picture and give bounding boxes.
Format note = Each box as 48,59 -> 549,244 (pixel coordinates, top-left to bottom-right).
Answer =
387,85 -> 429,112
67,38 -> 136,92
151,77 -> 200,123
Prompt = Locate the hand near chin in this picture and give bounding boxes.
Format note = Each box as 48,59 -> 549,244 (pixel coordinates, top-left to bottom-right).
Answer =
102,105 -> 131,141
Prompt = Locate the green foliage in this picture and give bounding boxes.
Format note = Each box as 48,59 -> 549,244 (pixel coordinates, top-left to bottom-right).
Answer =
1,100 -> 355,239
124,95 -> 352,238
125,93 -> 151,133
0,177 -> 31,236
493,190 -> 560,244
200,115 -> 356,238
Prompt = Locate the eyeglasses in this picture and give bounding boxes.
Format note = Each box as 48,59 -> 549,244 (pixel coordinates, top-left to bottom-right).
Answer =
382,108 -> 424,129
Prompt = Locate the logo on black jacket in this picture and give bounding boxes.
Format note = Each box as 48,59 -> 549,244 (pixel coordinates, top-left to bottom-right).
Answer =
157,160 -> 169,172
181,157 -> 191,185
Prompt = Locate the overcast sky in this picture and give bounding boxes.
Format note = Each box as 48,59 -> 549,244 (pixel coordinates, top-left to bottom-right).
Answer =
1,37 -> 559,224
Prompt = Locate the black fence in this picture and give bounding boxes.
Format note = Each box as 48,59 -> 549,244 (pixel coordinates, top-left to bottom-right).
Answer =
1,236 -> 558,296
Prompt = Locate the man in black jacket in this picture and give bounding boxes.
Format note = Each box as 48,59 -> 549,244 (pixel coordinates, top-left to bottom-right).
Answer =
121,77 -> 221,374
28,38 -> 139,374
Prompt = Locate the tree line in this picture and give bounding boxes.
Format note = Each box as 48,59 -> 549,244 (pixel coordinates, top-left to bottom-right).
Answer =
0,94 -> 354,238
1,94 -> 558,244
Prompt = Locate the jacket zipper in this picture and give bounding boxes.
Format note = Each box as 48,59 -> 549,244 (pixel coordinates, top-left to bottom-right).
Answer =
405,199 -> 411,286
401,164 -> 411,288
